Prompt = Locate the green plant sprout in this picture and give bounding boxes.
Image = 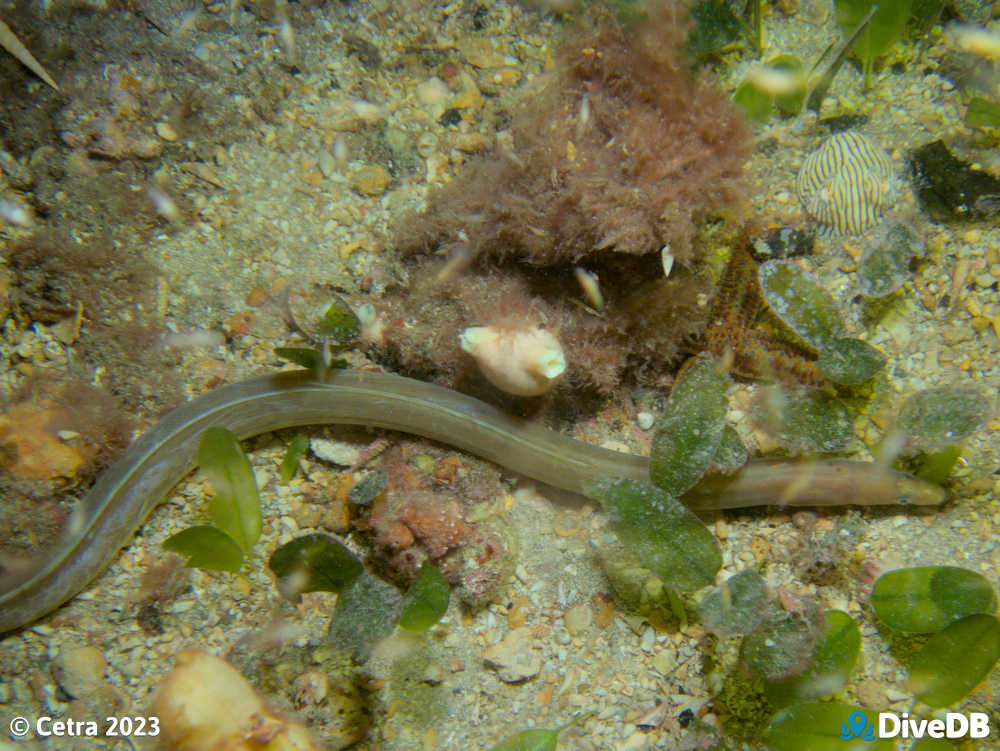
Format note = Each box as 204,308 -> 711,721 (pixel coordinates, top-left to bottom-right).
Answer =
268,532 -> 451,660
702,564 -> 998,745
881,384 -> 994,483
275,294 -> 361,375
162,426 -> 263,572
279,433 -> 310,484
734,4 -> 877,120
835,0 -> 914,90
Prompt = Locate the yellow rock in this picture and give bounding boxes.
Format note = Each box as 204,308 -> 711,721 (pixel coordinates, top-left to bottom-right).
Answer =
151,651 -> 321,751
453,132 -> 491,154
448,85 -> 483,112
0,399 -> 87,482
155,121 -> 178,142
459,37 -> 508,68
350,164 -> 391,196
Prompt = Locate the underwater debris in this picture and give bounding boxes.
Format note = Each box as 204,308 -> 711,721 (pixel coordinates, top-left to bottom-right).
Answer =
796,131 -> 894,235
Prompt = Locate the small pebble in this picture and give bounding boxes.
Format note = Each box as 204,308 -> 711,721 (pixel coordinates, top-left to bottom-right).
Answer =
563,602 -> 593,636
155,122 -> 178,142
350,164 -> 391,197
318,149 -> 336,178
51,647 -> 107,699
640,626 -> 656,653
310,437 -> 364,466
415,77 -> 450,108
245,287 -> 269,307
592,593 -> 615,629
483,627 -> 541,683
651,649 -> 676,675
636,412 -> 654,430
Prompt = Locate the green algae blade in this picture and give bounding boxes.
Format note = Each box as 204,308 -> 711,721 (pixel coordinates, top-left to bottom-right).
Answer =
770,53 -> 807,117
871,566 -> 997,634
759,260 -> 845,350
274,347 -> 349,371
488,727 -> 562,751
317,296 -> 361,345
327,570 -> 403,663
163,525 -> 244,572
198,426 -> 261,552
897,385 -> 993,451
966,95 -> 1000,130
268,532 -> 364,596
766,703 -> 893,751
650,354 -> 729,497
279,432 -> 310,484
734,79 -> 774,120
764,610 -> 861,708
834,0 -> 912,67
398,561 -> 450,632
859,221 -> 922,298
697,569 -> 768,636
817,337 -> 886,385
913,444 -> 963,485
583,477 -> 721,592
751,385 -> 852,454
741,615 -> 821,682
907,614 -> 1000,707
710,424 -> 749,474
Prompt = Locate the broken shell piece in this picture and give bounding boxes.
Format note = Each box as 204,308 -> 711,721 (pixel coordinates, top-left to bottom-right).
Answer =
459,325 -> 566,396
661,245 -> 674,278
150,650 -> 321,751
0,19 -> 59,92
574,266 -> 604,309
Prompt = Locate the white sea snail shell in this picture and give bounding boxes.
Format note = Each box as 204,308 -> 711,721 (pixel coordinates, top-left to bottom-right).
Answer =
459,325 -> 567,396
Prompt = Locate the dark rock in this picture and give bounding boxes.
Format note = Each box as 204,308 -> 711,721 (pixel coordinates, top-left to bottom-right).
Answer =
910,139 -> 1000,222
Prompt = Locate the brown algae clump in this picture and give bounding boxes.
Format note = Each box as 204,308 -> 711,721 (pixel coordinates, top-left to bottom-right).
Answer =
379,3 -> 750,395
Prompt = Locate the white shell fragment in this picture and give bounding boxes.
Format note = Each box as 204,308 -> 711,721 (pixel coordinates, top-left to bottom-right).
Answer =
796,130 -> 894,235
661,244 -> 674,278
459,325 -> 567,396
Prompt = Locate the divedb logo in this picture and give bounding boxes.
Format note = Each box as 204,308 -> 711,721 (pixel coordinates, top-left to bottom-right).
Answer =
879,712 -> 990,740
841,710 -> 992,740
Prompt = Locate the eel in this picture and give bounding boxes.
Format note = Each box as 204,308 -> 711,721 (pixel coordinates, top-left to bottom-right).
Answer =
0,368 -> 945,634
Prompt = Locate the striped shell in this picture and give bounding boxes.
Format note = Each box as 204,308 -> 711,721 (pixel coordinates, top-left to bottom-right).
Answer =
796,131 -> 894,235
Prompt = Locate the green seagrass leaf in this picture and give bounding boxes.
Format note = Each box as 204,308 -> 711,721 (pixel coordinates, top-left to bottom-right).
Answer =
764,610 -> 861,707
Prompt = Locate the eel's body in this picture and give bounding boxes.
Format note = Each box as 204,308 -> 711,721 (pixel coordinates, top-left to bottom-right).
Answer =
0,368 -> 945,634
